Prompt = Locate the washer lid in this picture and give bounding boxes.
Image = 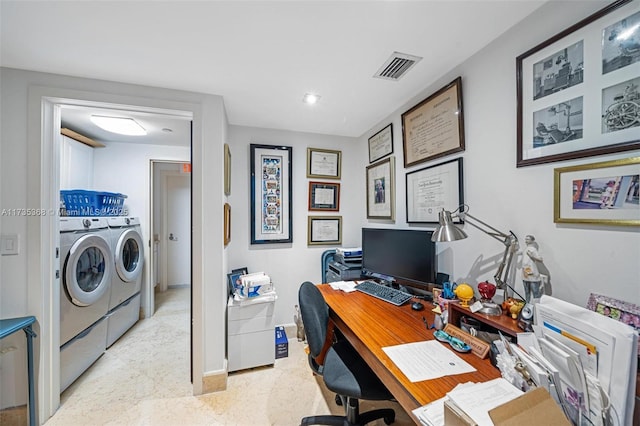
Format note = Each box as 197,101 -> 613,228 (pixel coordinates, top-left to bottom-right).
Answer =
64,233 -> 113,306
115,228 -> 144,282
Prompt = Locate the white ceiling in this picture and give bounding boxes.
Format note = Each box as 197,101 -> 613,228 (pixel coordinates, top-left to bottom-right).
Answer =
0,0 -> 547,145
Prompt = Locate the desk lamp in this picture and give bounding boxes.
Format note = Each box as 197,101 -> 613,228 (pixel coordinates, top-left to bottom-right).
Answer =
431,206 -> 519,316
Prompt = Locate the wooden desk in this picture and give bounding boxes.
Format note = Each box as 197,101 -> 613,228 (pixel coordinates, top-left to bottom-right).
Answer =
318,285 -> 501,424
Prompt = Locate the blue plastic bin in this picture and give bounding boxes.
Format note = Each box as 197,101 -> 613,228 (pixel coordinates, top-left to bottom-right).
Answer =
60,190 -> 127,216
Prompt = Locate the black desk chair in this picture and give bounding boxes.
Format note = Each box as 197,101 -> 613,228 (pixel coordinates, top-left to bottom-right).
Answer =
298,281 -> 395,425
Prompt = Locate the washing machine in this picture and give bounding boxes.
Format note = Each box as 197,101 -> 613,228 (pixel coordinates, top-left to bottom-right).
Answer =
59,217 -> 113,391
105,216 -> 144,347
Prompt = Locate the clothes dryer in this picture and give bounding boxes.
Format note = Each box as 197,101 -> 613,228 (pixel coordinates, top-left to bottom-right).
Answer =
105,217 -> 144,347
59,217 -> 113,345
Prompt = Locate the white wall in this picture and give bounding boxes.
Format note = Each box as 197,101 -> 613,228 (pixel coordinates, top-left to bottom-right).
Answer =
92,141 -> 190,312
0,67 -> 225,420
226,125 -> 362,326
359,0 -> 640,309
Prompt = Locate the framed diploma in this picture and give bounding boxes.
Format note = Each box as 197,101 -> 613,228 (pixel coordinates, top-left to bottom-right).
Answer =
368,123 -> 394,163
250,143 -> 293,244
401,77 -> 465,168
406,157 -> 464,224
307,148 -> 341,179
307,216 -> 342,245
366,156 -> 395,220
308,181 -> 340,211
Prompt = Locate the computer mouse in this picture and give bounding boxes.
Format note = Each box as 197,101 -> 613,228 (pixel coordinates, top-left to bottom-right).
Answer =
411,301 -> 424,311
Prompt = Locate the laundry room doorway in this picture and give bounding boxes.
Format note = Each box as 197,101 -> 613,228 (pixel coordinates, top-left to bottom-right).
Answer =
151,160 -> 192,294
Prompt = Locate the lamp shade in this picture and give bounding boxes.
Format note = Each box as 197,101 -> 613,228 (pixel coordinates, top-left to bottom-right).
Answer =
431,210 -> 468,242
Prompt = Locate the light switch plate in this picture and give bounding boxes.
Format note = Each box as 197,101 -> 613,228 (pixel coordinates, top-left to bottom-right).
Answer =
1,234 -> 20,255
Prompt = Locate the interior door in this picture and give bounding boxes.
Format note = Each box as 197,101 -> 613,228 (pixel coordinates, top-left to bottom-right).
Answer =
166,175 -> 191,287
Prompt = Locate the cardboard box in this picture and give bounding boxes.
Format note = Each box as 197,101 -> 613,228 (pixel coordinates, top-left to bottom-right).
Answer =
444,387 -> 570,426
489,387 -> 571,426
275,326 -> 288,359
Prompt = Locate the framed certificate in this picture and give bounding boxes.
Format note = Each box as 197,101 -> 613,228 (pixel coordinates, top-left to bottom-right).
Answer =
307,148 -> 341,179
401,77 -> 465,168
406,157 -> 464,224
308,181 -> 340,211
368,123 -> 393,163
307,216 -> 342,245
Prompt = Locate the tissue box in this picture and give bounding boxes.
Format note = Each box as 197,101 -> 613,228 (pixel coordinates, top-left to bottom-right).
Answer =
240,272 -> 273,298
275,326 -> 288,359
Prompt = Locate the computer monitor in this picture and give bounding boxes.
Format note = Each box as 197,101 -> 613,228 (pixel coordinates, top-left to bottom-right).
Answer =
361,227 -> 436,290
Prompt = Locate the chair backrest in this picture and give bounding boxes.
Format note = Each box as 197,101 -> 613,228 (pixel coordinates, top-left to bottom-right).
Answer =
298,281 -> 329,359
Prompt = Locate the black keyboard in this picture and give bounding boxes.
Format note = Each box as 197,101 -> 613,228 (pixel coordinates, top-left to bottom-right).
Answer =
355,281 -> 413,306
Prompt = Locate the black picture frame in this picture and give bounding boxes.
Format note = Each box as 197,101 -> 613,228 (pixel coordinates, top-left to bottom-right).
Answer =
308,181 -> 340,211
368,123 -> 394,163
405,157 -> 464,224
250,144 -> 293,244
516,0 -> 640,167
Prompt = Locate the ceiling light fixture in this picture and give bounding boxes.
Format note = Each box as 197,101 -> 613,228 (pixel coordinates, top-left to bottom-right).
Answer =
90,115 -> 147,136
303,93 -> 320,105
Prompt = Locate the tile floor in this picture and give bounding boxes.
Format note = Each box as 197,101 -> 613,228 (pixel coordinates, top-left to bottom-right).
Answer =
43,287 -> 412,425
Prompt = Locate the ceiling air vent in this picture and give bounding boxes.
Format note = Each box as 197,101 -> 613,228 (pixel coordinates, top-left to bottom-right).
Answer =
374,52 -> 422,81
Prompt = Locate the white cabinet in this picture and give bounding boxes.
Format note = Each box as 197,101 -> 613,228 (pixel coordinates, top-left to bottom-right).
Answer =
227,297 -> 275,372
60,135 -> 94,190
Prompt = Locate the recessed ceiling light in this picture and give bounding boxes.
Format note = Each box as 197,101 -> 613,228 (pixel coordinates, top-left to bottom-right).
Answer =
90,115 -> 147,136
303,93 -> 321,105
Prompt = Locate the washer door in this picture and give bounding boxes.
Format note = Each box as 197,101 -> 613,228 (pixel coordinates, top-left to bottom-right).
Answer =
64,234 -> 113,306
115,228 -> 144,282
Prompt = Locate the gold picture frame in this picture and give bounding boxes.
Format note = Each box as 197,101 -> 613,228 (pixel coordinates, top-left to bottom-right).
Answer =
306,147 -> 341,179
554,156 -> 639,226
224,143 -> 231,195
307,216 -> 342,245
223,203 -> 231,246
366,157 -> 395,220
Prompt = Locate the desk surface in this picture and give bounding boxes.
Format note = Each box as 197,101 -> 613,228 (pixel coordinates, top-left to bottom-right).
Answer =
318,285 -> 500,423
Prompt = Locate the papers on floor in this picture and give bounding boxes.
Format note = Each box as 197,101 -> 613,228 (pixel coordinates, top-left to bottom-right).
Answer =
382,340 -> 476,382
413,378 -> 523,426
328,280 -> 357,292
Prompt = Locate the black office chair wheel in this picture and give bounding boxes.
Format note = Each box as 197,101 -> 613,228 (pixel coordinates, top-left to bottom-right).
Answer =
384,412 -> 396,425
335,394 -> 342,406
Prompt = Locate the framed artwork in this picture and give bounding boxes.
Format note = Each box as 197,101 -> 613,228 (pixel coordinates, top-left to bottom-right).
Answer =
401,77 -> 465,168
368,123 -> 394,163
516,0 -> 640,167
366,156 -> 395,220
223,203 -> 231,246
250,144 -> 293,244
406,157 -> 464,224
307,216 -> 342,245
553,156 -> 639,226
232,267 -> 248,275
308,181 -> 340,211
587,292 -> 640,356
224,143 -> 231,195
307,148 -> 341,179
227,271 -> 244,297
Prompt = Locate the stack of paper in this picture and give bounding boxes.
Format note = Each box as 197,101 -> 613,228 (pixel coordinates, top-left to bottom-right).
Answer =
412,379 -> 522,426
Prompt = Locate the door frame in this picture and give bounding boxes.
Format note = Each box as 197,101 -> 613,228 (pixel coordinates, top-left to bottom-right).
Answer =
32,88 -> 202,421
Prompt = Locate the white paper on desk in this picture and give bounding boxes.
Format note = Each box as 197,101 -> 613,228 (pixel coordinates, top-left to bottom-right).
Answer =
412,382 -> 476,426
328,280 -> 357,292
446,378 -> 523,426
382,340 -> 476,382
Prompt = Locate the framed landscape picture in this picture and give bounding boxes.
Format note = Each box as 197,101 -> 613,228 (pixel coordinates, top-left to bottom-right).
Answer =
554,156 -> 639,226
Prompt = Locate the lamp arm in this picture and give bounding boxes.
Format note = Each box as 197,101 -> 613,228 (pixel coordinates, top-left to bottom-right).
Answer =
460,212 -> 511,246
493,236 -> 519,294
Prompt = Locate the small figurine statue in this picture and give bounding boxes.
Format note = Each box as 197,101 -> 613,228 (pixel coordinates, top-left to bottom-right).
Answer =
294,304 -> 305,342
522,235 -> 548,302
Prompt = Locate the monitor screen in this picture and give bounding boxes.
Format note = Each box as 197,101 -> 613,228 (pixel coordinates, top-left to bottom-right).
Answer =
361,227 -> 436,289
